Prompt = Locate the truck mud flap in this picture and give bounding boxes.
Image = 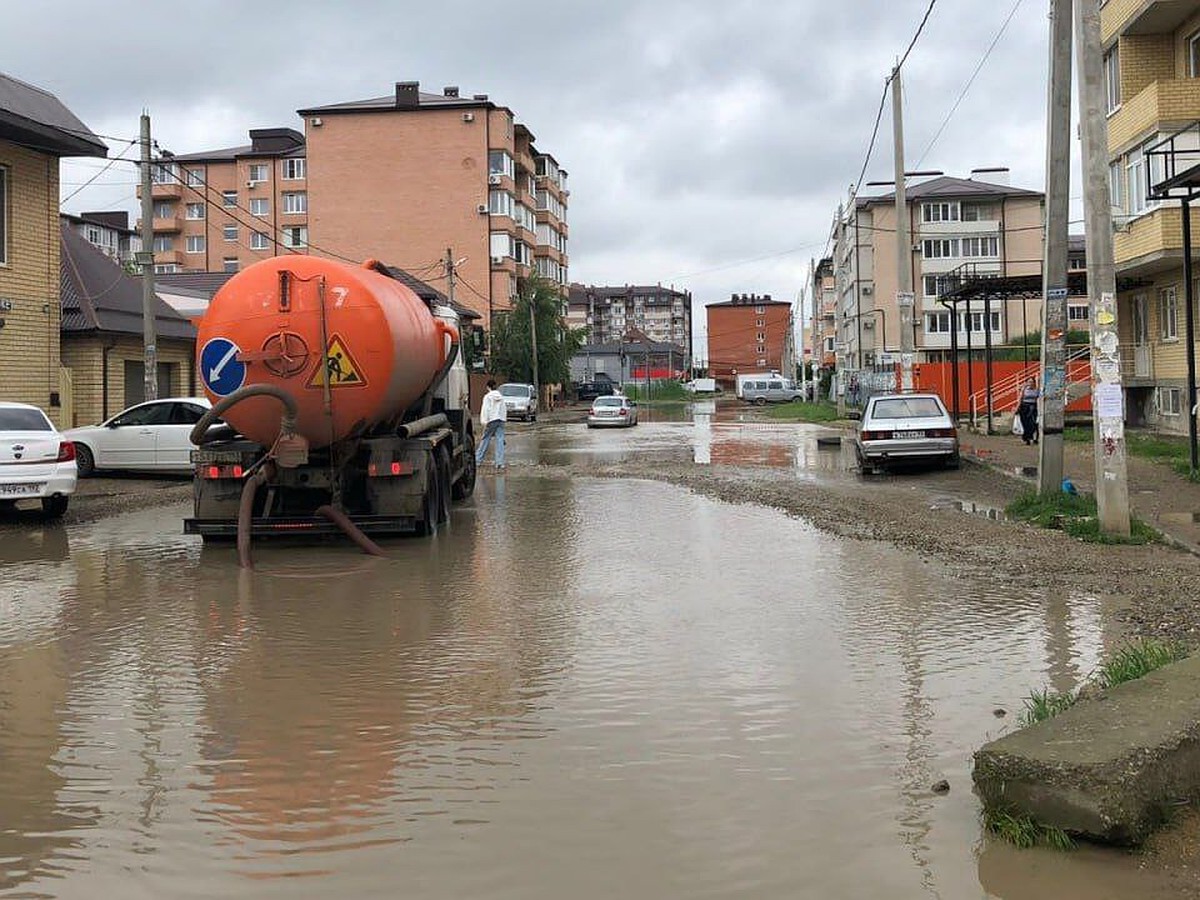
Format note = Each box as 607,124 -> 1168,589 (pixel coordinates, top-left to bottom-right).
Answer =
185,515 -> 417,537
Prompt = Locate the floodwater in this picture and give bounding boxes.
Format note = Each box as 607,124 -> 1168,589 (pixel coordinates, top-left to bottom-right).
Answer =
0,424 -> 1189,898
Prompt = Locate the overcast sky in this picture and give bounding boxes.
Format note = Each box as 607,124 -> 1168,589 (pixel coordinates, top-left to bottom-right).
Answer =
10,0 -> 1071,353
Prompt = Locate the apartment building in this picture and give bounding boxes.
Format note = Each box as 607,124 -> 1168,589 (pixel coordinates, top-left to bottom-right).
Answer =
809,257 -> 837,370
60,210 -> 140,265
298,81 -> 569,328
706,293 -> 793,385
567,284 -> 693,355
0,72 -> 106,426
1103,0 -> 1200,433
139,128 -> 308,276
830,173 -> 1046,367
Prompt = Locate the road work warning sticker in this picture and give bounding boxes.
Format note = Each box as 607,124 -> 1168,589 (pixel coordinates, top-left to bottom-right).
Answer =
307,335 -> 367,388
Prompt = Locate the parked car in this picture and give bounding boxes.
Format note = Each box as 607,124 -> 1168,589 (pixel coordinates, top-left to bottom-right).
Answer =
0,402 -> 77,518
499,383 -> 537,421
741,377 -> 803,405
576,373 -> 616,402
855,393 -> 959,474
65,397 -> 213,477
587,395 -> 639,427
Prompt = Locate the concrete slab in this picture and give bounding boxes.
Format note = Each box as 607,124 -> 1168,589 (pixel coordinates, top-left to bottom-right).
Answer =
973,653 -> 1200,845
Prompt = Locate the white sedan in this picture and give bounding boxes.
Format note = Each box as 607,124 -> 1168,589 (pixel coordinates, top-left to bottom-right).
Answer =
65,397 -> 212,477
587,395 -> 639,427
0,402 -> 77,518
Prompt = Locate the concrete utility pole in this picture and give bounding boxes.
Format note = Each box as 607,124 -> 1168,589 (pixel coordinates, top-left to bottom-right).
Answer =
835,207 -> 847,416
528,288 -> 540,409
444,247 -> 457,310
139,113 -> 158,402
892,66 -> 915,393
1075,0 -> 1131,535
1038,0 -> 1073,494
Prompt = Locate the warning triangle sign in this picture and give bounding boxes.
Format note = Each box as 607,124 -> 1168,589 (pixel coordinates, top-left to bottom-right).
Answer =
307,334 -> 367,389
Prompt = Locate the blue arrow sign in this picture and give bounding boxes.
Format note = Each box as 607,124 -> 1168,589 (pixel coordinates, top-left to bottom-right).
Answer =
200,337 -> 246,397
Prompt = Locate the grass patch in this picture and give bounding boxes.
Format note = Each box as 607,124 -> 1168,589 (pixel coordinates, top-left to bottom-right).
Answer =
1005,490 -> 1159,544
1063,426 -> 1091,443
1019,688 -> 1078,727
983,807 -> 1075,851
760,400 -> 841,423
1172,460 -> 1200,482
1063,429 -> 1200,480
1097,639 -> 1188,690
622,380 -> 691,403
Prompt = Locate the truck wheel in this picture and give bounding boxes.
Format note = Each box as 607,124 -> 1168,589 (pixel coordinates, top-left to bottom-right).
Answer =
415,458 -> 439,537
452,433 -> 476,501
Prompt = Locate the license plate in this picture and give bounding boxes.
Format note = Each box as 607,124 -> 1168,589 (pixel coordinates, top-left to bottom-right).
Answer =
895,430 -> 926,439
0,482 -> 45,496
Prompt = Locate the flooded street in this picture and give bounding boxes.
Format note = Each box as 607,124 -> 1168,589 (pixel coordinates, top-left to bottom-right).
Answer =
0,419 -> 1191,898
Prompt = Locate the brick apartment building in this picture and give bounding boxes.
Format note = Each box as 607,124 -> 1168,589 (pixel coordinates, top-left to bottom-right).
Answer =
139,127 -> 308,275
706,293 -> 793,386
567,283 -> 693,361
60,210 -> 141,265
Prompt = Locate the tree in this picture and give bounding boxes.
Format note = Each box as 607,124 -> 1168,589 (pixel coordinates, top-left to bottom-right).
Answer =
489,276 -> 586,386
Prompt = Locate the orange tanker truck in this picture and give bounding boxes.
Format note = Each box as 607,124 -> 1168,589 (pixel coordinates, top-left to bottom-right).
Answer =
184,256 -> 476,562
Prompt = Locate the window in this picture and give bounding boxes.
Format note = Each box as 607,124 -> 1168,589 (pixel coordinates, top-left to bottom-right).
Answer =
185,202 -> 204,220
282,192 -> 307,214
960,310 -> 997,333
1157,386 -> 1183,416
1159,286 -> 1178,340
223,257 -> 239,273
961,203 -> 993,222
925,311 -> 952,333
186,235 -> 205,253
1103,46 -> 1120,114
1109,161 -> 1125,212
250,231 -> 270,250
222,190 -> 237,208
1127,146 -> 1148,215
1068,305 -> 1090,322
923,238 -> 959,259
961,236 -> 999,258
150,163 -> 177,184
489,190 -> 514,217
250,198 -> 269,217
488,150 -> 515,179
923,275 -> 948,297
755,305 -> 766,314
282,158 -> 306,180
282,226 -> 307,249
186,168 -> 204,187
87,226 -> 100,243
824,337 -> 835,352
756,332 -> 765,341
248,163 -> 268,184
152,235 -> 173,252
922,202 -> 959,223
756,318 -> 764,327
154,264 -> 179,274
490,231 -> 513,259
223,225 -> 237,242
153,201 -> 173,219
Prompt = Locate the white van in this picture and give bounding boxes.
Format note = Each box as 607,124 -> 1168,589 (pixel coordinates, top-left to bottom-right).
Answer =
735,372 -> 781,399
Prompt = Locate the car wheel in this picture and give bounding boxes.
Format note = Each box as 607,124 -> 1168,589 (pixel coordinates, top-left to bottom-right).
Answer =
944,453 -> 961,470
75,443 -> 95,478
0,500 -> 16,514
41,495 -> 69,519
754,397 -> 767,407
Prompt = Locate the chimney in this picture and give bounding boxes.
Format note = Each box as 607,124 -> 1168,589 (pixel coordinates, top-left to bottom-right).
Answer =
443,85 -> 459,98
970,167 -> 1010,186
395,81 -> 420,109
472,93 -> 488,101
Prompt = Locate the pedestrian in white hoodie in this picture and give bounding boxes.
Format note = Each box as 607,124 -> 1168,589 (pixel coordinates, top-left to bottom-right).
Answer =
476,379 -> 507,469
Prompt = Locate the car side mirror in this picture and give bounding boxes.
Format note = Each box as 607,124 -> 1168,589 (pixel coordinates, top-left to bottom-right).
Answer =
106,421 -> 120,429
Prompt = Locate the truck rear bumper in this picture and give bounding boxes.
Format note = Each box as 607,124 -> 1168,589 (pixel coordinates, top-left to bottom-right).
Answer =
185,515 -> 417,538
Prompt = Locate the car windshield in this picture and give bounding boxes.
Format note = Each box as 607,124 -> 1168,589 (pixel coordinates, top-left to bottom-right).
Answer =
870,397 -> 945,419
499,385 -> 529,397
594,397 -> 623,407
0,408 -> 52,431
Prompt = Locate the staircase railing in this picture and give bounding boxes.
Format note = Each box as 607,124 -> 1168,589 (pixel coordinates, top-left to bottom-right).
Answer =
969,344 -> 1092,428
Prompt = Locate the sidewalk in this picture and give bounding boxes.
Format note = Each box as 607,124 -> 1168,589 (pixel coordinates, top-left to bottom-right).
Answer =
960,428 -> 1200,554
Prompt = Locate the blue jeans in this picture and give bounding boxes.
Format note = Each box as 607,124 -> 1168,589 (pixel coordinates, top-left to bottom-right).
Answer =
476,420 -> 505,467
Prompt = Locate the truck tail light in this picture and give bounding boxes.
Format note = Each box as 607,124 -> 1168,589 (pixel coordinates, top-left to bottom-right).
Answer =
57,441 -> 76,462
201,464 -> 245,480
368,461 -> 414,477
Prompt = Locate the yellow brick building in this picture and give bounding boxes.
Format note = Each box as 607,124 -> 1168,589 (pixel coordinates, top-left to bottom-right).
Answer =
0,73 -> 106,427
1104,1 -> 1200,432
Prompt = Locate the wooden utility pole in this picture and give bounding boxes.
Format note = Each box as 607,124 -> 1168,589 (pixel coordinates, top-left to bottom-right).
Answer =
892,66 -> 915,393
1075,0 -> 1131,535
139,113 -> 158,402
1038,0 -> 1073,494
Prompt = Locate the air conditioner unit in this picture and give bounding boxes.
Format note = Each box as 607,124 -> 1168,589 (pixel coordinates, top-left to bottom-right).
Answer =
476,204 -> 489,215
862,285 -> 873,295
862,320 -> 874,329
488,174 -> 502,185
462,112 -> 475,123
491,255 -> 504,265
247,180 -> 259,188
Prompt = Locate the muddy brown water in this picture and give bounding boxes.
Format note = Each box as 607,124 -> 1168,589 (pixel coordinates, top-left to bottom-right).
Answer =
0,420 -> 1189,897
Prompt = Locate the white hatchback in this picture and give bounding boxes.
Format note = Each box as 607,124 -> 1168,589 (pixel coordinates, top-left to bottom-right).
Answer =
65,397 -> 213,477
0,402 -> 77,518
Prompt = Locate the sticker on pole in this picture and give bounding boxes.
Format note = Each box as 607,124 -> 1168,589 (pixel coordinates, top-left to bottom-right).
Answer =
200,337 -> 246,397
307,334 -> 367,388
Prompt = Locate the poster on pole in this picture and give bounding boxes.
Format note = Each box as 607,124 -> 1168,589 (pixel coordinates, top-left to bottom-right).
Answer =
1095,382 -> 1124,419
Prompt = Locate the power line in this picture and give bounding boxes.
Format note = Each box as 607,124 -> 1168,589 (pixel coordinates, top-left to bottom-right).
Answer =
915,0 -> 1025,168
61,140 -> 138,205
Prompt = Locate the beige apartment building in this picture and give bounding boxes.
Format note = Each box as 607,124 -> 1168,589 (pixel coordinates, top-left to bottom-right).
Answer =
1102,0 -> 1200,433
809,257 -> 837,370
298,81 -> 569,327
829,173 -> 1055,367
567,284 -> 693,350
139,128 -> 308,275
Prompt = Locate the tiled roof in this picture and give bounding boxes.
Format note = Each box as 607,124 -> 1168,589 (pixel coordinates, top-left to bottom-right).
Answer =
0,71 -> 106,157
154,271 -> 235,297
60,226 -> 195,340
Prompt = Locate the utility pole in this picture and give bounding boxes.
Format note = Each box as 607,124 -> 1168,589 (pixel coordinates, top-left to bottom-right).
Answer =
1076,0 -> 1131,535
1038,0 -> 1073,494
835,206 -> 847,416
444,247 -> 456,309
528,288 -> 540,410
139,113 -> 158,402
892,65 -> 915,393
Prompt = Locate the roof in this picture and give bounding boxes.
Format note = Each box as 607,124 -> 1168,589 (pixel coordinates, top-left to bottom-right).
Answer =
154,271 -> 235,297
372,262 -> 481,320
59,226 -> 196,340
706,297 -> 791,308
169,127 -> 304,163
855,175 -> 1042,207
0,72 -> 106,157
299,89 -> 494,116
60,210 -> 136,235
570,283 -> 691,302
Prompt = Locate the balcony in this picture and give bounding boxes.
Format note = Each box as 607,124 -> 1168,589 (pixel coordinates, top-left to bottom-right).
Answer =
1102,0 -> 1197,44
150,181 -> 182,200
153,249 -> 183,266
1109,79 -> 1200,154
1119,344 -> 1155,381
151,216 -> 182,233
1114,205 -> 1183,272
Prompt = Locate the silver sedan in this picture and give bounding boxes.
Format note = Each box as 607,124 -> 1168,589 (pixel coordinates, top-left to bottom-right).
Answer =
587,395 -> 639,427
855,393 -> 959,474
